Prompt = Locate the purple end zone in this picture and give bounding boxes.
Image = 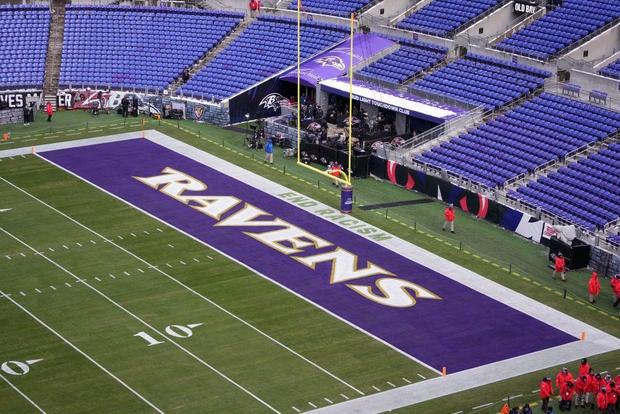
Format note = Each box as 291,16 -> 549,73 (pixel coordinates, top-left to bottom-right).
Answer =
40,139 -> 577,372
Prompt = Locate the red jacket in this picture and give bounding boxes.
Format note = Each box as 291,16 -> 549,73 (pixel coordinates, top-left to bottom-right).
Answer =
556,371 -> 574,389
588,272 -> 601,295
586,374 -> 600,393
607,386 -> 618,406
444,207 -> 455,222
45,102 -> 53,116
579,362 -> 590,377
554,255 -> 565,272
540,379 -> 554,398
330,164 -> 341,178
560,383 -> 575,401
597,390 -> 608,409
575,376 -> 588,394
611,276 -> 620,298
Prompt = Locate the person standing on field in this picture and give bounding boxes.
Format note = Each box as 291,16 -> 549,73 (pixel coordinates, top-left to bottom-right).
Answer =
264,137 -> 273,164
552,252 -> 566,281
588,271 -> 601,304
46,102 -> 53,122
540,377 -> 554,413
442,203 -> 455,233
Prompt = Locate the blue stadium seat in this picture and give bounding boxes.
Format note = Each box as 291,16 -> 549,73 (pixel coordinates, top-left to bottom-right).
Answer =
59,5 -> 243,90
495,0 -> 620,61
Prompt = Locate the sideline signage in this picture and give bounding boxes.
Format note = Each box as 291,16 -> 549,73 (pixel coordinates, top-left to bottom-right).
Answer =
514,0 -> 539,13
0,91 -> 42,110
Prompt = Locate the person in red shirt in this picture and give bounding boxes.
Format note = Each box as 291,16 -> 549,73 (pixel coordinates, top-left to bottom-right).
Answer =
328,161 -> 342,186
610,275 -> 620,307
597,387 -> 608,414
556,367 -> 574,390
579,358 -> 591,378
442,203 -> 455,233
607,381 -> 618,412
46,102 -> 53,122
540,376 -> 554,413
552,252 -> 566,281
587,370 -> 601,408
602,374 -> 612,390
574,375 -> 588,408
559,380 -> 575,411
588,272 -> 601,304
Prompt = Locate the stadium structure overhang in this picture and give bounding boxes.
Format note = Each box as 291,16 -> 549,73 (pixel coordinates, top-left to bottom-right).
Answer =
320,77 -> 466,124
279,33 -> 397,88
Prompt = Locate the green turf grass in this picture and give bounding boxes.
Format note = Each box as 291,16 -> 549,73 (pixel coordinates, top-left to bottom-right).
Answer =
1,111 -> 618,413
0,155 -> 433,413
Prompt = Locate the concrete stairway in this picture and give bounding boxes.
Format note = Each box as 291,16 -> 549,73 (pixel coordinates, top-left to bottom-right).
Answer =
42,0 -> 65,110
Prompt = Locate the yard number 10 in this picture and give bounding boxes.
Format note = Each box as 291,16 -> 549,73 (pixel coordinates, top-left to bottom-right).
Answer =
134,323 -> 203,347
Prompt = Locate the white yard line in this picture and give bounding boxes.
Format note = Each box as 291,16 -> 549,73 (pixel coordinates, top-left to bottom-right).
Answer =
3,132 -> 619,414
0,227 -> 280,414
1,174 -> 364,396
0,372 -> 47,414
0,290 -> 162,414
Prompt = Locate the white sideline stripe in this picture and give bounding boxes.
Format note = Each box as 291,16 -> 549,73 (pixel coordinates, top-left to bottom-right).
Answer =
472,402 -> 493,410
0,226 -> 281,414
0,289 -> 162,414
1,174 -> 364,396
0,371 -> 47,413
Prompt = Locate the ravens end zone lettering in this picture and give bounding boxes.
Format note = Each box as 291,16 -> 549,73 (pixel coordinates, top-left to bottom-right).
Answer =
134,167 -> 442,308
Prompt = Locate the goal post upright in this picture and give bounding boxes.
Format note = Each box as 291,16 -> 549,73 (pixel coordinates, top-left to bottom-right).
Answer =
294,6 -> 355,212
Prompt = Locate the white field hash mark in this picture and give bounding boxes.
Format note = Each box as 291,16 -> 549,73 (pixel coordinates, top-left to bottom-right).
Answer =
0,226 -> 281,413
2,170 -> 364,397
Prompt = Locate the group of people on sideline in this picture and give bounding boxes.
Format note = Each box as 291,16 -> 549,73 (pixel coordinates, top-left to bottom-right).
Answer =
536,359 -> 619,413
550,248 -> 619,309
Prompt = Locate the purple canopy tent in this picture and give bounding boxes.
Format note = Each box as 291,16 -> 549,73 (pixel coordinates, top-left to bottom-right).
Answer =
279,33 -> 396,87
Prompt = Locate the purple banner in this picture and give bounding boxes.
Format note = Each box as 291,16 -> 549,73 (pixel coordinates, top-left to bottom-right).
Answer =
40,139 -> 576,372
279,33 -> 396,87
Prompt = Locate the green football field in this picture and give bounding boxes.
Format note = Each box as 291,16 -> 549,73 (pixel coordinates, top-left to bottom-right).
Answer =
0,112 -> 618,413
0,154 -> 434,413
